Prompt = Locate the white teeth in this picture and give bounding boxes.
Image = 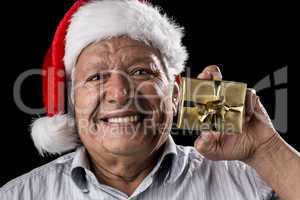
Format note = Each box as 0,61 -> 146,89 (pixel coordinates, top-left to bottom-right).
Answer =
107,115 -> 140,123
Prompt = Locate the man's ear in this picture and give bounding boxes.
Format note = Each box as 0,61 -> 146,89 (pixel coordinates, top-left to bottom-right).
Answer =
172,74 -> 181,115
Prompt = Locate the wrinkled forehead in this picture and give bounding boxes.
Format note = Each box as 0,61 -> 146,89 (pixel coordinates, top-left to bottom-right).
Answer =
75,36 -> 167,74
81,36 -> 160,60
92,36 -> 151,51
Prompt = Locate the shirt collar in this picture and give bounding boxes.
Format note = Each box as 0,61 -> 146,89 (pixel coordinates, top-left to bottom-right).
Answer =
155,135 -> 189,183
70,147 -> 90,193
71,147 -> 90,171
70,135 -> 185,192
145,135 -> 178,179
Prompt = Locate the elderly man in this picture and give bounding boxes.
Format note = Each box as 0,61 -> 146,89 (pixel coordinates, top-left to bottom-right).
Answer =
1,0 -> 299,200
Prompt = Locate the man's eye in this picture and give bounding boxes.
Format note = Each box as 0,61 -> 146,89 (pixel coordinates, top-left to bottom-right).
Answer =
132,69 -> 151,76
86,74 -> 103,82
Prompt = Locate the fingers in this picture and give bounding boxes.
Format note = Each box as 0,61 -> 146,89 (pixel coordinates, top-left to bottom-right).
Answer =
194,131 -> 244,161
253,97 -> 275,129
197,65 -> 222,80
244,89 -> 274,130
244,88 -> 258,122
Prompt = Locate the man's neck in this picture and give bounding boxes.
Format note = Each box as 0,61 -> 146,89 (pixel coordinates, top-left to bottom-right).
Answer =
88,145 -> 165,196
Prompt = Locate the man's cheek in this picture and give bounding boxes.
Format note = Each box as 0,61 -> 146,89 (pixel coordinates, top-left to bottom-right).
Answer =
76,114 -> 101,137
74,87 -> 99,116
76,117 -> 90,135
154,85 -> 173,120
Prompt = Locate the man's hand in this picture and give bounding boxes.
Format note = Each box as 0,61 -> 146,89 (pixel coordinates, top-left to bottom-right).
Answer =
194,65 -> 300,200
194,65 -> 277,162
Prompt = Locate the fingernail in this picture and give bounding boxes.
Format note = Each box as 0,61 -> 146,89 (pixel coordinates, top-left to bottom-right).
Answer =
201,131 -> 211,142
249,88 -> 256,94
207,65 -> 221,73
211,71 -> 222,80
215,66 -> 221,73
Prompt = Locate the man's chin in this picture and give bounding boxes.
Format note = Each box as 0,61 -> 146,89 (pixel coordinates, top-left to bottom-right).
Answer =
101,137 -> 154,156
91,120 -> 162,154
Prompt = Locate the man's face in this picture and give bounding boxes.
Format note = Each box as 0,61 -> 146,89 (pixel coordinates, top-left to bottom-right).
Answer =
74,36 -> 178,157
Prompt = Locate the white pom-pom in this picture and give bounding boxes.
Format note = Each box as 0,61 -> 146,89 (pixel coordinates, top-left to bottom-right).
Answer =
31,114 -> 80,156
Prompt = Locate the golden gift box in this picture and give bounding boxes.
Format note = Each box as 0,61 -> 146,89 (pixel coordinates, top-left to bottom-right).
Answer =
176,78 -> 247,133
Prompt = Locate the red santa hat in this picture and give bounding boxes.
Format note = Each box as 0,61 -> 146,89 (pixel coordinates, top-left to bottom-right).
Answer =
31,0 -> 188,156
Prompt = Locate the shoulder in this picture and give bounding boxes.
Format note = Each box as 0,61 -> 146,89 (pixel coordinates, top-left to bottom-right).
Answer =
173,144 -> 257,184
175,144 -> 273,199
175,144 -> 254,172
0,151 -> 75,195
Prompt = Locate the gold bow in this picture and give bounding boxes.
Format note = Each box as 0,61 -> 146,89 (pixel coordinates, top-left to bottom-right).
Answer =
195,81 -> 243,132
196,98 -> 244,132
176,78 -> 247,133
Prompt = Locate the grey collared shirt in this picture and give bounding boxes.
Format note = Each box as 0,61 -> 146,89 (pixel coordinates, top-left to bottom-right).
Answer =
1,136 -> 273,200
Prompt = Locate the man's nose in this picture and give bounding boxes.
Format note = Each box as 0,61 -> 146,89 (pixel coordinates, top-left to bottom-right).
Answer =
105,72 -> 131,105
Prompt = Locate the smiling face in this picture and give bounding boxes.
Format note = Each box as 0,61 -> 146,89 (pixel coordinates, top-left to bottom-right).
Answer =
73,36 -> 178,158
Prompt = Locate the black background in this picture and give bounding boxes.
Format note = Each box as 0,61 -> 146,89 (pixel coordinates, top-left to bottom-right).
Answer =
1,0 -> 297,186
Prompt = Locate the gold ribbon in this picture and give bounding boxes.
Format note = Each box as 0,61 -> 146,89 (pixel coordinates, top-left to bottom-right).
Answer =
195,81 -> 243,132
